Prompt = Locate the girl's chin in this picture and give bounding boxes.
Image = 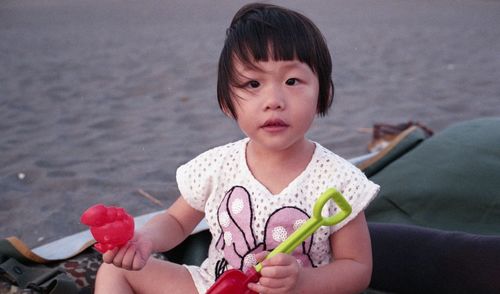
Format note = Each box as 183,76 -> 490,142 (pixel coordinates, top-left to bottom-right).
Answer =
248,136 -> 308,153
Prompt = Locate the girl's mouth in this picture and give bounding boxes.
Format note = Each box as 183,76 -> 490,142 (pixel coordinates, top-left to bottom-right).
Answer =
261,119 -> 289,131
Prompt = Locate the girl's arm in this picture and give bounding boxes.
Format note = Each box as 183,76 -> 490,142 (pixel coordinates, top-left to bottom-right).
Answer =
138,196 -> 205,253
299,212 -> 372,293
102,196 -> 204,270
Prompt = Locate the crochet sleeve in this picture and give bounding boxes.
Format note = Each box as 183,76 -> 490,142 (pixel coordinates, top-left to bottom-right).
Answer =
176,146 -> 224,212
329,160 -> 380,233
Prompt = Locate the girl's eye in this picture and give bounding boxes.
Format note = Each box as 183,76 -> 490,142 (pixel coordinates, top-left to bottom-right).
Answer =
285,78 -> 298,86
248,80 -> 260,88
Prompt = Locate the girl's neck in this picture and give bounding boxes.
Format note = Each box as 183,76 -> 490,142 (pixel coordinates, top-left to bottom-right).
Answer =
246,138 -> 315,195
247,138 -> 314,164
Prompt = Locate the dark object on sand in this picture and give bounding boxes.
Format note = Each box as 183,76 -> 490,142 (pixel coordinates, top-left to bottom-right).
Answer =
366,121 -> 434,153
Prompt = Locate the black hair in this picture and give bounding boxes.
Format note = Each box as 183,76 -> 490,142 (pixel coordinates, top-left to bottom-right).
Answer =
217,2 -> 334,118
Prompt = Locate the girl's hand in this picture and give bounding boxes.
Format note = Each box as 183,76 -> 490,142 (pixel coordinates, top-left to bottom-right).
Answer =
101,231 -> 154,271
248,252 -> 303,294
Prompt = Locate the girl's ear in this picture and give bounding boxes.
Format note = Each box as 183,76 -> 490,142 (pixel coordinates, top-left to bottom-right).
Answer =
327,81 -> 334,108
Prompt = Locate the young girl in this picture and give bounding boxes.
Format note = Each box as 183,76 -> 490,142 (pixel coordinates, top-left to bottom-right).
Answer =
95,3 -> 379,294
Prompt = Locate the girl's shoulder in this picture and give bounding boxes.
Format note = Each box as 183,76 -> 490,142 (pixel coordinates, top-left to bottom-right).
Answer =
181,138 -> 248,168
312,141 -> 359,171
310,141 -> 377,190
176,138 -> 249,211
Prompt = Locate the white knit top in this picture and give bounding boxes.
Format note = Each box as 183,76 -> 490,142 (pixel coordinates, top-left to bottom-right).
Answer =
176,138 -> 379,293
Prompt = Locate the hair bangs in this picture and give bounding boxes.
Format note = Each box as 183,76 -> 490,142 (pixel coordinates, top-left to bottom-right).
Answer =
229,10 -> 317,72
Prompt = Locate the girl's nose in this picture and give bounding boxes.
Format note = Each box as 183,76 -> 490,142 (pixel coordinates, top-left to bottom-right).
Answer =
264,85 -> 285,111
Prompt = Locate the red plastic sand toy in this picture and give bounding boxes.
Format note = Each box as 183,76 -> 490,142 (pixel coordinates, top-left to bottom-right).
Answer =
80,204 -> 134,253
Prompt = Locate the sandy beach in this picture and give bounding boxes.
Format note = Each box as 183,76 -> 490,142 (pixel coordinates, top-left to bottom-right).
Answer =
1,0 -> 499,248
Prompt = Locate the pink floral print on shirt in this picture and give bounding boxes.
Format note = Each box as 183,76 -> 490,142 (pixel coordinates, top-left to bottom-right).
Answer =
214,186 -> 315,278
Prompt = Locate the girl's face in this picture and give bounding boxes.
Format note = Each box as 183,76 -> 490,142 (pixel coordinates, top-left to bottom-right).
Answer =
230,58 -> 319,153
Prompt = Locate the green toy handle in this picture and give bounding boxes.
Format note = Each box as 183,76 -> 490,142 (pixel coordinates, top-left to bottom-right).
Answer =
254,188 -> 352,272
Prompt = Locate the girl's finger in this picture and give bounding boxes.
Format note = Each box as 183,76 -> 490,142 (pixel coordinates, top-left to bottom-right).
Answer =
248,281 -> 288,294
112,243 -> 131,268
262,253 -> 295,266
260,264 -> 297,279
102,247 -> 118,264
121,243 -> 137,270
247,282 -> 266,293
257,276 -> 287,289
132,251 -> 148,270
254,251 -> 270,262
